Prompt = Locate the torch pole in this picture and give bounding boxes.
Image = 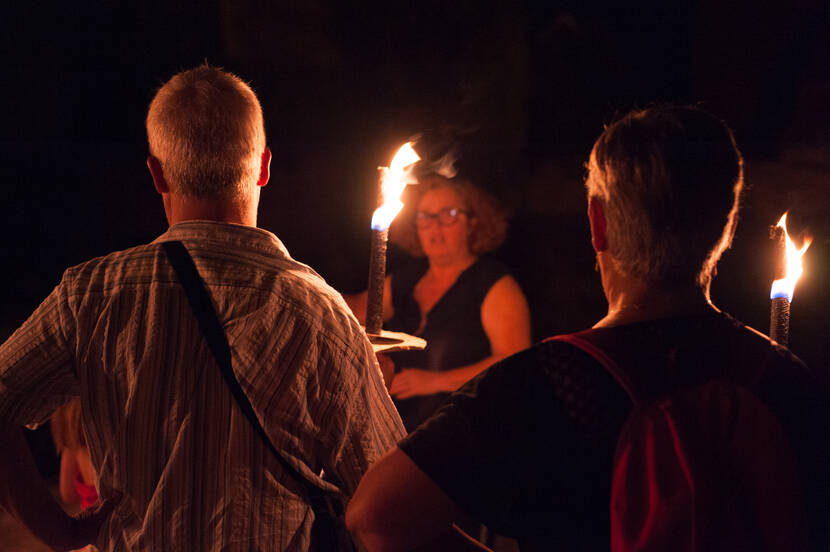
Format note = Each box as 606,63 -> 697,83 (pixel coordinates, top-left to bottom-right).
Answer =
769,224 -> 789,346
365,227 -> 388,336
770,296 -> 790,346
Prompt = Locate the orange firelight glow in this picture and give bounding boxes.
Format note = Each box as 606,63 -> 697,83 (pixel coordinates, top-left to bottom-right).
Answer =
371,142 -> 420,230
770,213 -> 812,302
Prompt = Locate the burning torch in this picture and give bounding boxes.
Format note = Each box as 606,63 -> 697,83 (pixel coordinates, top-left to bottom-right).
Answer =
769,213 -> 811,347
365,142 -> 420,336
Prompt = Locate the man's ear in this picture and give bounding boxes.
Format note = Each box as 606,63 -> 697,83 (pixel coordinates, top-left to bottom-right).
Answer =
147,156 -> 168,194
257,147 -> 272,188
588,197 -> 608,252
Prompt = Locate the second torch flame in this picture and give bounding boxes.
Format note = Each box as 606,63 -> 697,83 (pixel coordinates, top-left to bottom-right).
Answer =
770,213 -> 812,302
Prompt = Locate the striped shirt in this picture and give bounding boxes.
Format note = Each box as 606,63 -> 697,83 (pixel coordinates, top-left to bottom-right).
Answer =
0,220 -> 405,551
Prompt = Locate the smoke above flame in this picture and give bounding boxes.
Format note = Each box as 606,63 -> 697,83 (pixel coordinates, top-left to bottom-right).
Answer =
371,142 -> 421,230
430,151 -> 458,179
770,212 -> 812,302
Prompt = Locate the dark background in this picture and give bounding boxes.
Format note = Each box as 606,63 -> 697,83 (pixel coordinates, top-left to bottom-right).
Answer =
1,0 -> 828,374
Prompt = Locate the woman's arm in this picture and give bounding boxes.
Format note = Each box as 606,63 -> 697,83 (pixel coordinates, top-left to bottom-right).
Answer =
59,448 -> 82,506
0,425 -> 117,551
343,275 -> 395,325
390,275 -> 531,398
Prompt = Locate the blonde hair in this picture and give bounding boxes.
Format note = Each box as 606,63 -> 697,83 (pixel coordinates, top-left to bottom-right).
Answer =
146,65 -> 265,198
586,105 -> 743,292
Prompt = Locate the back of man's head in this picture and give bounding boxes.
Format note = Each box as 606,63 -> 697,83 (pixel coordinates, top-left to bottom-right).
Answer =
146,65 -> 265,199
586,105 -> 743,291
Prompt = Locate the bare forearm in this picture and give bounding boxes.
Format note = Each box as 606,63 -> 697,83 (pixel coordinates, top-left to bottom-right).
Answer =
59,451 -> 82,506
436,355 -> 507,392
390,356 -> 511,399
347,448 -> 471,551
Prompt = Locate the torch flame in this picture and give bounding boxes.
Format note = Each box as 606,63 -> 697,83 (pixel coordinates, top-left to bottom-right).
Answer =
371,142 -> 420,230
770,213 -> 812,302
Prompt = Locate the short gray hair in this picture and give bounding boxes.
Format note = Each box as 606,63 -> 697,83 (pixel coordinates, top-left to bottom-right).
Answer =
146,65 -> 265,198
585,105 -> 743,291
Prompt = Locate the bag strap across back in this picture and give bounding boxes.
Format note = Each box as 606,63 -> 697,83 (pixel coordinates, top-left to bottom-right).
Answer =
161,240 -> 328,502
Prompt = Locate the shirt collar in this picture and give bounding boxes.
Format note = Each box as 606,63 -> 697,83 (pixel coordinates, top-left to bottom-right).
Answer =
153,220 -> 291,259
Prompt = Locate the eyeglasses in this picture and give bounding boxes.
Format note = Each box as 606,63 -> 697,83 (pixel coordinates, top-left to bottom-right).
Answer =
415,207 -> 469,229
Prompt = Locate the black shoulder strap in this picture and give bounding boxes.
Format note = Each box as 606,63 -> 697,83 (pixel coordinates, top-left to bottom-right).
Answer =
161,240 -> 326,499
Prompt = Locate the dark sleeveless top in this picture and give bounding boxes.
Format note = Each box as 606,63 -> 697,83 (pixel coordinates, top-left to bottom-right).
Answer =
387,256 -> 509,431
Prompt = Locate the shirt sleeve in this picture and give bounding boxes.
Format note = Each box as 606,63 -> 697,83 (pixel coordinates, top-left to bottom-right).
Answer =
0,276 -> 79,427
317,320 -> 406,497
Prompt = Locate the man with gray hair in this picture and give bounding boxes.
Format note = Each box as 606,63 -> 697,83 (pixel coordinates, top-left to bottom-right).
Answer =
346,106 -> 830,550
0,65 -> 404,551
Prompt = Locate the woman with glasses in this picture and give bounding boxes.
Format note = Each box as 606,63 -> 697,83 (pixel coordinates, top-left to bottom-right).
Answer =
348,173 -> 531,431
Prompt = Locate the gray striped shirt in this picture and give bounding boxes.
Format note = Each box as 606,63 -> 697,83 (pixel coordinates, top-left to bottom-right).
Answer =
0,220 -> 405,551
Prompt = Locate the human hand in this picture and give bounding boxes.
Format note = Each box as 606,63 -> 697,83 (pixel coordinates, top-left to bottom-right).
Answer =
389,369 -> 446,399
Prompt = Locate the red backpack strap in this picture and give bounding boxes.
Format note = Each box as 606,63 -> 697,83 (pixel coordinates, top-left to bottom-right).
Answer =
546,333 -> 638,403
547,331 -> 808,551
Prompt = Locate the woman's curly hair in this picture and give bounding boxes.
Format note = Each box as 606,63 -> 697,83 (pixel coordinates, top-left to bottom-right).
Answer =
390,174 -> 508,257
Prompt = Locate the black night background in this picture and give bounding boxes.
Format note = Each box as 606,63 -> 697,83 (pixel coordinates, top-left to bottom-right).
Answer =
1,1 -> 828,406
